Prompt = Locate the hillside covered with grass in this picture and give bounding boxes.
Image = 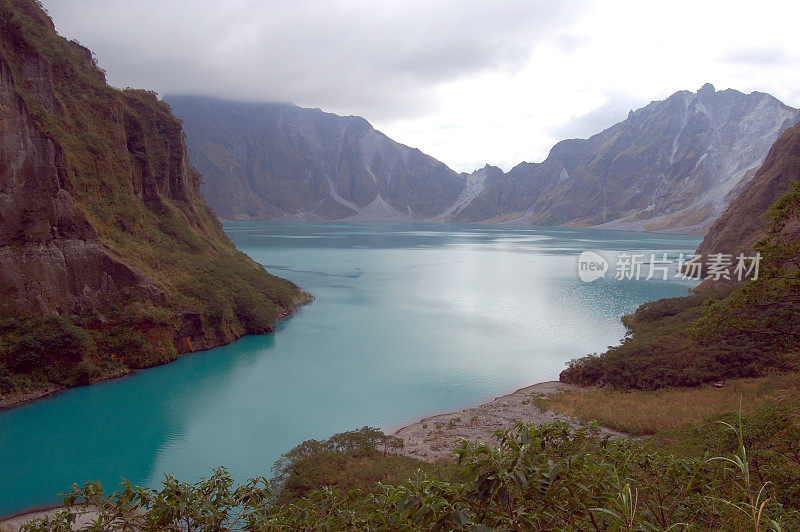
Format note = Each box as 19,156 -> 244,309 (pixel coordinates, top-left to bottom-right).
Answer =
560,122 -> 800,389
0,0 -> 307,402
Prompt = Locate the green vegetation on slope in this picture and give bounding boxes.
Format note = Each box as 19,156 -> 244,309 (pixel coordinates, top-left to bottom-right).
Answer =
697,179 -> 800,349
560,180 -> 800,390
0,0 -> 306,399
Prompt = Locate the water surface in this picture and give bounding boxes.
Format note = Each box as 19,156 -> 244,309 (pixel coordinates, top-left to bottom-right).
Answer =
0,223 -> 700,515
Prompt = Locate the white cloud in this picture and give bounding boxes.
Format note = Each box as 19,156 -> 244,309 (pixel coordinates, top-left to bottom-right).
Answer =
41,0 -> 800,173
383,0 -> 800,171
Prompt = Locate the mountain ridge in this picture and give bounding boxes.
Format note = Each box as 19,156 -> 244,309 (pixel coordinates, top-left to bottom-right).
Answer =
452,84 -> 799,233
170,86 -> 797,234
695,121 -> 800,261
166,95 -> 465,222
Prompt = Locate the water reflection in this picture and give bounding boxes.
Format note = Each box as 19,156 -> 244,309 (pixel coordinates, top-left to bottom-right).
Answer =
0,336 -> 273,514
0,223 -> 700,516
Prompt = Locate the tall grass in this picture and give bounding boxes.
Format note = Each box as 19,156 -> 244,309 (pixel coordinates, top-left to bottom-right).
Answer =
540,373 -> 800,434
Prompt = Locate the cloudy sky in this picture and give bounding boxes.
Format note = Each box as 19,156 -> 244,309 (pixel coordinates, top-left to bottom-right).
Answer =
42,0 -> 800,172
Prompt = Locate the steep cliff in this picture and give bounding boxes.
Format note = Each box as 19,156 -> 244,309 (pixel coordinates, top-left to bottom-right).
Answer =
170,87 -> 797,234
454,84 -> 799,233
0,0 -> 305,401
695,123 -> 800,259
560,123 -> 800,389
166,95 -> 466,221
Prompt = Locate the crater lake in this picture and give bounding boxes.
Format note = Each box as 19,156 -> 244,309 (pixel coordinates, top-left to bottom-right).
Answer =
0,223 -> 700,515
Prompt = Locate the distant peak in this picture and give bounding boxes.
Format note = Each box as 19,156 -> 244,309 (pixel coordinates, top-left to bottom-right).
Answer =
698,83 -> 715,95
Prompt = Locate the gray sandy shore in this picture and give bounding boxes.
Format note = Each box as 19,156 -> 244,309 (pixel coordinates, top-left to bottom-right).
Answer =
393,381 -> 624,461
3,381 -> 623,529
0,506 -> 99,532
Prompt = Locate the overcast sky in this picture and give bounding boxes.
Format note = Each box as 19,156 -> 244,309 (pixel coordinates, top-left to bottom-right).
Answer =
42,0 -> 800,172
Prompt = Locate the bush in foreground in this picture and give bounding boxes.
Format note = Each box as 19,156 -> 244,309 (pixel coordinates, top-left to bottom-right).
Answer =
270,426 -> 455,504
21,421 -> 799,531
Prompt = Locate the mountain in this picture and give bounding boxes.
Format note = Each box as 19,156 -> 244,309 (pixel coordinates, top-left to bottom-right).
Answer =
560,119 -> 800,390
453,84 -> 799,233
165,95 -> 466,221
0,0 -> 305,401
170,87 -> 797,234
696,122 -> 800,260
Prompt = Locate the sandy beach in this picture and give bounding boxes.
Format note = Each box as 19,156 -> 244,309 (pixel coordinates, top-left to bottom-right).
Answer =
2,380 -> 623,529
393,381 -> 625,461
0,506 -> 100,532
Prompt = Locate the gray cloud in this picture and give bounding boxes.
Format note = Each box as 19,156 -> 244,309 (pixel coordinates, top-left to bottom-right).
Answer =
720,45 -> 790,66
41,0 -> 585,120
553,33 -> 590,52
547,90 -> 648,141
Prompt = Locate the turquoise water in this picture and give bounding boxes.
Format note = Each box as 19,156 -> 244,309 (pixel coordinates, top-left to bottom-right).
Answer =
0,223 -> 700,515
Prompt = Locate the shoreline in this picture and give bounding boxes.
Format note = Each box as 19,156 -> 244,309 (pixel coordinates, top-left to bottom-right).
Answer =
387,380 -> 567,434
0,296 -> 311,412
2,379 -> 620,526
0,504 -> 62,524
0,505 -> 101,530
0,368 -> 132,411
393,380 -> 625,461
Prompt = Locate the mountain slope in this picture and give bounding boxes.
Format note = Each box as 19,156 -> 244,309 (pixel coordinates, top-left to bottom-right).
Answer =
695,122 -> 800,259
170,87 -> 797,234
0,0 -> 305,401
454,84 -> 798,233
166,95 -> 466,221
560,121 -> 800,389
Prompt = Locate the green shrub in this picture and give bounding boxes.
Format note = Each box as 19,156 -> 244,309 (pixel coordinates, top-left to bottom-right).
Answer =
0,364 -> 14,393
678,401 -> 800,508
271,426 -> 409,501
561,280 -> 793,389
70,360 -> 100,386
23,422 -> 800,531
4,317 -> 90,372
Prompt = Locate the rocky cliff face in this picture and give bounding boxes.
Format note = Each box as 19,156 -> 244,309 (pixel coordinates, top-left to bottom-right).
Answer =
560,117 -> 800,388
695,122 -> 800,259
166,95 -> 466,221
453,84 -> 799,233
171,87 -> 797,235
0,0 -> 304,396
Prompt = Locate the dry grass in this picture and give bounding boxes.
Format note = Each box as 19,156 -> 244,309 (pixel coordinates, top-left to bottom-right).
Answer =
540,373 -> 800,435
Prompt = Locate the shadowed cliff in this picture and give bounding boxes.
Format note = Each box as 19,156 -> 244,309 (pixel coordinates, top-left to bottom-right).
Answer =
166,95 -> 465,221
0,0 -> 306,402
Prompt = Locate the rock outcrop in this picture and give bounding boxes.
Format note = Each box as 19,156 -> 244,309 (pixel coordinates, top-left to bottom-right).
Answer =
453,84 -> 799,233
166,95 -> 465,221
695,122 -> 800,259
0,0 -> 304,393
